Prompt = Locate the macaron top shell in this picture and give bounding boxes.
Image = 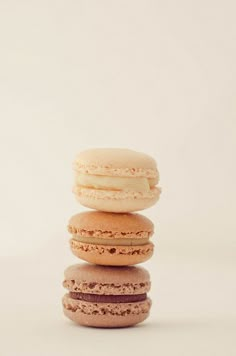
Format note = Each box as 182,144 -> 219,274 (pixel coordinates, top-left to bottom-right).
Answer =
68,211 -> 154,239
74,148 -> 159,179
63,263 -> 151,295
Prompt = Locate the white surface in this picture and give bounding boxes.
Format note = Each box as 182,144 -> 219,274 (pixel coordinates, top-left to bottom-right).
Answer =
0,0 -> 236,355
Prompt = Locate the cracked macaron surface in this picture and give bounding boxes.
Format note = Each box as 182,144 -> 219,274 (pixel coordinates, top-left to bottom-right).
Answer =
73,148 -> 161,212
68,211 -> 155,266
62,264 -> 151,328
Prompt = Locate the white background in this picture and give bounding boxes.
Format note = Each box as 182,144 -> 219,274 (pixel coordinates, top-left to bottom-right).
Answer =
0,1 -> 236,355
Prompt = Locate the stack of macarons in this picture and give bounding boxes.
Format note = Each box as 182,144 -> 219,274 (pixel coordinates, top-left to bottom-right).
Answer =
62,148 -> 161,328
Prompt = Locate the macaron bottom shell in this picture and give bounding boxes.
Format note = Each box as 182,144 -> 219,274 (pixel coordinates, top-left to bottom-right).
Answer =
63,294 -> 151,328
70,239 -> 154,266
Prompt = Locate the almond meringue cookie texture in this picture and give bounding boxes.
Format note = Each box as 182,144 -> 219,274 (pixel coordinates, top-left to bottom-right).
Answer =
68,211 -> 154,266
73,148 -> 161,213
62,264 -> 152,328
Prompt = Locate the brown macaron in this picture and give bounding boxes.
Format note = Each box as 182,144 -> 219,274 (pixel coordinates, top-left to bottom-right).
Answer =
62,263 -> 152,328
68,211 -> 154,266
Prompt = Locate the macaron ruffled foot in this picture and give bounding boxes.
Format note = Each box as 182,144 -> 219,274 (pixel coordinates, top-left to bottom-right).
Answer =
68,211 -> 155,266
62,264 -> 152,328
73,148 -> 161,213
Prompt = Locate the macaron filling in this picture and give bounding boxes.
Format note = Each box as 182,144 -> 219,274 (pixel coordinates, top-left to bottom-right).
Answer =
76,174 -> 158,193
72,235 -> 150,246
69,292 -> 147,303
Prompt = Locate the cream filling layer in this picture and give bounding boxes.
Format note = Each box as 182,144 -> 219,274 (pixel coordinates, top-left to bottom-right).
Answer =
76,174 -> 157,193
72,235 -> 150,246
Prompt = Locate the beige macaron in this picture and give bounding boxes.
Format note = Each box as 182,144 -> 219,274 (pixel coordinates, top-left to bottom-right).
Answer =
73,148 -> 161,213
62,263 -> 151,328
68,211 -> 154,266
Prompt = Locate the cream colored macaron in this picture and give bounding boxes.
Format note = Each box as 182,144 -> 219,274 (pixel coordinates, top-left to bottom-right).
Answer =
68,211 -> 154,266
73,148 -> 161,213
